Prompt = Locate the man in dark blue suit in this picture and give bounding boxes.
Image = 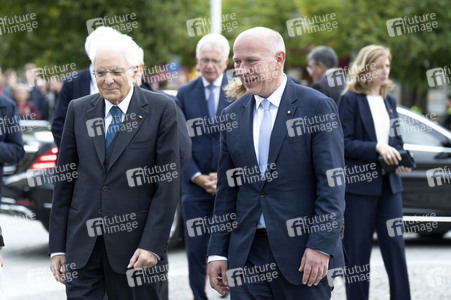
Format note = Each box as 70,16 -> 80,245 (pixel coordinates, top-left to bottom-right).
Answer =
0,93 -> 25,269
49,34 -> 180,299
207,27 -> 346,299
177,33 -> 231,300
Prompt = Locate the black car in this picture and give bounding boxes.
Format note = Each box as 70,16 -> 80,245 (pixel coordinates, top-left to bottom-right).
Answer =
2,107 -> 451,242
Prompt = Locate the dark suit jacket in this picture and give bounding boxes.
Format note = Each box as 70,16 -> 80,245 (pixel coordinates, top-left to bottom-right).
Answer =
338,91 -> 403,196
177,75 -> 230,198
207,78 -> 346,285
312,69 -> 346,103
140,82 -> 191,168
49,86 -> 180,273
0,94 -> 25,197
51,68 -> 91,147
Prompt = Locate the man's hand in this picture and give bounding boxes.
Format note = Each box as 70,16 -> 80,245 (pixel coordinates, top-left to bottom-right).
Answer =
127,248 -> 158,269
193,174 -> 216,195
208,260 -> 230,296
50,254 -> 67,284
0,250 -> 3,267
299,248 -> 329,287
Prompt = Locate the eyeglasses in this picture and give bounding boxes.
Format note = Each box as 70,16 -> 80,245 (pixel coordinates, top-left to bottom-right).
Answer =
93,66 -> 134,78
199,58 -> 223,65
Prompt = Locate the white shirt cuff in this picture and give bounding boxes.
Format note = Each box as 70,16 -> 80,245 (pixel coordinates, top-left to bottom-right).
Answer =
50,252 -> 66,258
207,255 -> 228,263
191,172 -> 202,182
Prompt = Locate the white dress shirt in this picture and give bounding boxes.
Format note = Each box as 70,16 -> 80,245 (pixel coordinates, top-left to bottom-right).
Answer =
366,95 -> 390,144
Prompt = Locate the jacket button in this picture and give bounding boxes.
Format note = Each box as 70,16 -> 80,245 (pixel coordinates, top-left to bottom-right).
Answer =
260,193 -> 266,197
103,186 -> 108,192
253,221 -> 258,226
98,209 -> 102,214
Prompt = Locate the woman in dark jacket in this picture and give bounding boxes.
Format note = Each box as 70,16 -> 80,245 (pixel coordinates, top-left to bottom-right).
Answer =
338,45 -> 411,300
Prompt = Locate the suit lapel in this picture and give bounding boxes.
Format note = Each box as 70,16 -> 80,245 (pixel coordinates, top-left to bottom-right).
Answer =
357,94 -> 378,142
216,75 -> 229,116
267,80 -> 298,167
86,95 -> 106,166
194,78 -> 210,121
107,86 -> 148,172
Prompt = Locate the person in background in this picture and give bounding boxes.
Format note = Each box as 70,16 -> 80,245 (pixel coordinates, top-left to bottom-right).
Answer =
307,46 -> 345,102
22,63 -> 47,120
442,95 -> 451,130
338,45 -> 411,300
177,33 -> 231,300
1,69 -> 18,100
0,91 -> 25,266
13,84 -> 41,120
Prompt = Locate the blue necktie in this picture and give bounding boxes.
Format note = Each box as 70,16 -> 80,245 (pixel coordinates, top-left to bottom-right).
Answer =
105,106 -> 123,149
258,99 -> 272,228
207,85 -> 216,121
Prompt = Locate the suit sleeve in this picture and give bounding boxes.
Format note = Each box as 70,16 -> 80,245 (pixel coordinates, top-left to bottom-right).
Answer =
138,100 -> 180,258
207,109 -> 237,257
306,98 -> 346,256
48,100 -> 78,254
0,100 -> 24,164
51,80 -> 73,147
174,99 -> 192,168
338,93 -> 378,161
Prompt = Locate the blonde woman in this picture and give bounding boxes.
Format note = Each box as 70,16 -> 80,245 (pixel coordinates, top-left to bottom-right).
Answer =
337,45 -> 411,300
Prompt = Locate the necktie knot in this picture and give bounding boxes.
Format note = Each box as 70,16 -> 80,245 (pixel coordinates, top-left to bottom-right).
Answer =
106,106 -> 123,148
261,99 -> 271,111
110,106 -> 122,119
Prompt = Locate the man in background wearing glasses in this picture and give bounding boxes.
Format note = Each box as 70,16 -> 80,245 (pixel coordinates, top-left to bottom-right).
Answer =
176,33 -> 231,300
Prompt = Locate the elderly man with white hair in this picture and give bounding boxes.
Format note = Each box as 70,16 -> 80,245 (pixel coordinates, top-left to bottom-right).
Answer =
52,26 -> 123,147
177,33 -> 231,300
49,32 -> 180,299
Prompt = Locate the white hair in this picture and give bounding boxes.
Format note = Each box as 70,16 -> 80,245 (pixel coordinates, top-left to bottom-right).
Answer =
90,34 -> 140,67
84,26 -> 123,61
196,33 -> 230,61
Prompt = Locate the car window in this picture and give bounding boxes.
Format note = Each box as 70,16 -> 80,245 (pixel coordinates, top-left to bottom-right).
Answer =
399,113 -> 445,147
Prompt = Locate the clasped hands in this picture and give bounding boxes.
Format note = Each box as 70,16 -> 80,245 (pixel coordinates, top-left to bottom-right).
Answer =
376,144 -> 411,175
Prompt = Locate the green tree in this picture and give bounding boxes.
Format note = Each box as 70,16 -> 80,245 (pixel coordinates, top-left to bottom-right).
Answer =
0,0 -> 208,73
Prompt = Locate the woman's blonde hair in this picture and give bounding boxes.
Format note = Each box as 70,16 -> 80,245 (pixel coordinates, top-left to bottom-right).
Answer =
344,45 -> 393,98
223,76 -> 247,102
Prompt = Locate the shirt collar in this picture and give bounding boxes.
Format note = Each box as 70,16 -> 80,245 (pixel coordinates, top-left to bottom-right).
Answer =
254,74 -> 287,109
322,68 -> 340,79
201,73 -> 224,88
104,85 -> 134,117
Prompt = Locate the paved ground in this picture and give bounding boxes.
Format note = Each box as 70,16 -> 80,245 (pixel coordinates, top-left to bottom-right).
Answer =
0,213 -> 450,299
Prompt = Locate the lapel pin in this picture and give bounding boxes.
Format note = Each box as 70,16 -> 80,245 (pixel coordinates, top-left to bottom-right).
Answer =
389,109 -> 393,114
287,110 -> 291,115
139,115 -> 143,119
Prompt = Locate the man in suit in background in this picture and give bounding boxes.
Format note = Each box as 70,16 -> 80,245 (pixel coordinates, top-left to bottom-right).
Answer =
207,27 -> 345,299
307,46 -> 345,102
49,33 -> 180,299
52,26 -> 122,147
177,33 -> 231,300
0,92 -> 25,269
